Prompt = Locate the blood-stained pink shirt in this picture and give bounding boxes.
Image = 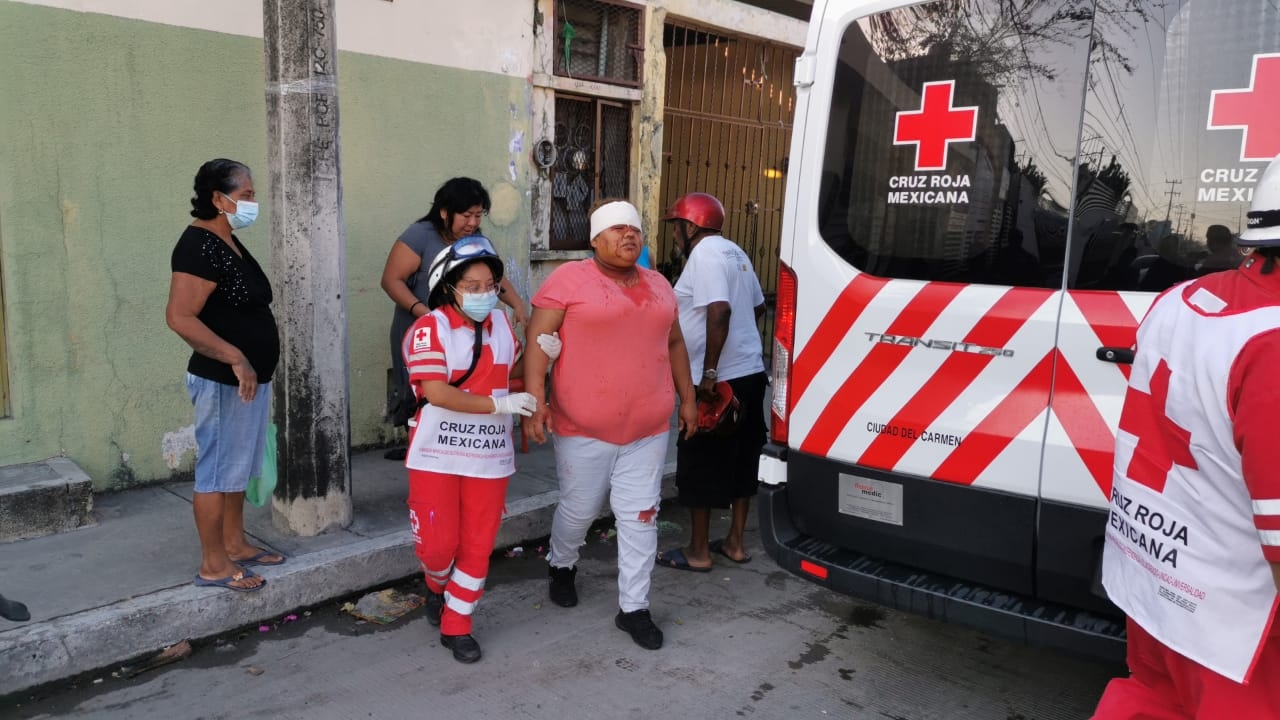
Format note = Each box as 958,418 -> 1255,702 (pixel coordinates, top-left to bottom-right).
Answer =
533,259 -> 677,445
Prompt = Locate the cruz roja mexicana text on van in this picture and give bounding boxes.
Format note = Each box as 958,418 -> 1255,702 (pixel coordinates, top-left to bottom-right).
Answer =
888,173 -> 971,205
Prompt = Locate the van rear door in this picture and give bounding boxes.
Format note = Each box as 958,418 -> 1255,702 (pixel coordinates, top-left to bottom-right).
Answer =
1037,0 -> 1280,613
782,0 -> 1094,597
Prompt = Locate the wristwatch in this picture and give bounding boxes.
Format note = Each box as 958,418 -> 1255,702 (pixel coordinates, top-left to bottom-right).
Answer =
702,369 -> 718,380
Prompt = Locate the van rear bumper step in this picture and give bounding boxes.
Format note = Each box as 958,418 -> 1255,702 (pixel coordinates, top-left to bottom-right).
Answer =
758,483 -> 1127,663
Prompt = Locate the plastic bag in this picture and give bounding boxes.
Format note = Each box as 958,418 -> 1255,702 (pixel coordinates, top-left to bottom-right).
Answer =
246,423 -> 277,507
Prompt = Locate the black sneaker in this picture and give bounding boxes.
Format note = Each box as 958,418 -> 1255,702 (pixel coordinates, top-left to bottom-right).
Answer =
424,591 -> 444,626
548,565 -> 578,608
440,633 -> 482,663
615,609 -> 663,650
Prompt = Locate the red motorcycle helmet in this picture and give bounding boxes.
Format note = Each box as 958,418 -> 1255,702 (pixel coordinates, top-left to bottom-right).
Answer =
663,192 -> 725,232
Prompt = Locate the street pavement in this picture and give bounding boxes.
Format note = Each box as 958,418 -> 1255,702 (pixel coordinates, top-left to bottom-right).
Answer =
0,436 -> 676,695
4,507 -> 1123,720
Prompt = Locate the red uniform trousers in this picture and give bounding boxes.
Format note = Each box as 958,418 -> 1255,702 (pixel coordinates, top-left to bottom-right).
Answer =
1092,617 -> 1280,720
407,469 -> 508,636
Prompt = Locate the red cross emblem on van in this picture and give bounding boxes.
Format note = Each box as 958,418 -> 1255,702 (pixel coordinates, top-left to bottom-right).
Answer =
1207,53 -> 1280,162
894,81 -> 979,172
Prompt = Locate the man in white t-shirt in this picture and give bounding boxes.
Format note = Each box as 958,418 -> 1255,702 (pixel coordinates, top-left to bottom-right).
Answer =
657,193 -> 768,572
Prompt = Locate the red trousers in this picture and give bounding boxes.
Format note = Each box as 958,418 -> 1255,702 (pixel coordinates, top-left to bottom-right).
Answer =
407,469 -> 508,636
1092,618 -> 1280,719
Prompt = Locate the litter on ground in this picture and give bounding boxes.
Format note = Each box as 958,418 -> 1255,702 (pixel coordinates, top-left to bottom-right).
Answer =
120,639 -> 193,678
345,588 -> 425,624
657,521 -> 683,536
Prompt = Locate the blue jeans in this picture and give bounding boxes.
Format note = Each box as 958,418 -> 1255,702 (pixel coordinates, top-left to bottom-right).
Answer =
186,373 -> 271,494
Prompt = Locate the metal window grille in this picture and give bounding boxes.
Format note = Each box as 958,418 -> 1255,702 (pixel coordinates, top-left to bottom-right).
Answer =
659,21 -> 799,345
553,0 -> 643,87
549,95 -> 633,250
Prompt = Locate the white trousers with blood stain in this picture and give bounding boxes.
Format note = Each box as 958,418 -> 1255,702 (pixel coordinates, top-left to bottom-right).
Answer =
548,431 -> 669,612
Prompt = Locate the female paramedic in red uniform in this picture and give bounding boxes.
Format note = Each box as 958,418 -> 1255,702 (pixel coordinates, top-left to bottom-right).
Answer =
401,235 -> 537,664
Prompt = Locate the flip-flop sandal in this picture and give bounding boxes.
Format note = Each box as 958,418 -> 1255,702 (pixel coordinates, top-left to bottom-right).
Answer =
655,547 -> 712,573
193,569 -> 266,592
709,539 -> 752,564
234,549 -> 287,567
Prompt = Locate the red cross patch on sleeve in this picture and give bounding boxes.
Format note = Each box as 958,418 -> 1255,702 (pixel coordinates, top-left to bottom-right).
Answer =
411,326 -> 432,353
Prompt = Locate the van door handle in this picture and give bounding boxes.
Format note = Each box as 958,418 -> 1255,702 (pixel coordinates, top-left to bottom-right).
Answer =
1096,346 -> 1134,364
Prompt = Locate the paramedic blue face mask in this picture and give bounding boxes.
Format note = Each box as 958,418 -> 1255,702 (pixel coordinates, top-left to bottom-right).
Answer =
221,192 -> 259,230
459,289 -> 499,322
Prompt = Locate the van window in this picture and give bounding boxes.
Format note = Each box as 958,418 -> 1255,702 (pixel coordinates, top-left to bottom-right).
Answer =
818,1 -> 1093,288
1067,0 -> 1280,291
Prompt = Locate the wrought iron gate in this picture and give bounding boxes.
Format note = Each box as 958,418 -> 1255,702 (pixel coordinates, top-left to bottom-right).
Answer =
659,21 -> 798,343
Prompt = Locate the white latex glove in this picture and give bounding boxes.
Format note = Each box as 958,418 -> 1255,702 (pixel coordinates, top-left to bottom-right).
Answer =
491,392 -> 538,417
537,332 -> 562,362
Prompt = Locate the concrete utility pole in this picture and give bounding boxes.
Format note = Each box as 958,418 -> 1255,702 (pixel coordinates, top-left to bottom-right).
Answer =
263,0 -> 352,535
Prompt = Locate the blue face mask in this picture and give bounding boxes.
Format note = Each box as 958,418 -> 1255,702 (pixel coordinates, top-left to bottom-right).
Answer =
459,290 -> 499,322
222,193 -> 259,230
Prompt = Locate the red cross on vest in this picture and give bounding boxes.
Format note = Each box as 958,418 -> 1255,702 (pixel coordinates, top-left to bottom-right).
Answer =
1208,53 -> 1280,162
1118,359 -> 1198,493
894,80 -> 979,172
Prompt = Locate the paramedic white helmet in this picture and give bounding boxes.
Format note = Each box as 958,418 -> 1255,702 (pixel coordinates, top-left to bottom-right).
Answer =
424,234 -> 505,309
1239,154 -> 1280,247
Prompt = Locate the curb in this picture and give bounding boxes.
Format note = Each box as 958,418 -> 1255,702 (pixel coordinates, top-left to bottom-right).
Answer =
0,472 -> 675,696
1,531 -> 418,696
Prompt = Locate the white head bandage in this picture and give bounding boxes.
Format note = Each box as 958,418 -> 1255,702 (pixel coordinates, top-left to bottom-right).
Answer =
589,201 -> 643,241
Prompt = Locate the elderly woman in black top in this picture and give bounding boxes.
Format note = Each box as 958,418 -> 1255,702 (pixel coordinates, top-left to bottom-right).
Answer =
165,159 -> 284,592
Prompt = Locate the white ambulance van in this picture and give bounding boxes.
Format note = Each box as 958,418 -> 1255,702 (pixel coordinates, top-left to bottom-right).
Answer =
758,0 -> 1280,659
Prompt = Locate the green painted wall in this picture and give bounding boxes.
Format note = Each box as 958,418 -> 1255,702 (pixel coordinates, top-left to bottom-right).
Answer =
0,2 -> 532,489
340,51 -> 534,457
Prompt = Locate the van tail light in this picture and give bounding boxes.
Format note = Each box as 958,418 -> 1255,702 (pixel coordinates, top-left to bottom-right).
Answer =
771,262 -> 796,445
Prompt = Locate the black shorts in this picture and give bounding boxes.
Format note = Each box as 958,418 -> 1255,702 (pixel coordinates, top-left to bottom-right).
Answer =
675,372 -> 768,508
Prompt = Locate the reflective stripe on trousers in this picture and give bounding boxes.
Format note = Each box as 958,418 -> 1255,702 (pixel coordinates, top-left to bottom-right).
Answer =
408,469 -> 509,635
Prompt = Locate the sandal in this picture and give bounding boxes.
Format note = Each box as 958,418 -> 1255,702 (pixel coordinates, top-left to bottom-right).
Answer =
233,549 -> 286,567
193,568 -> 265,592
655,547 -> 712,573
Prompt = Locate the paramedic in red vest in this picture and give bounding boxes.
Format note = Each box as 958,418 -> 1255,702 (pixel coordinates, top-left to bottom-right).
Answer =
402,235 -> 537,664
656,192 -> 767,571
1092,155 -> 1280,719
523,199 -> 699,651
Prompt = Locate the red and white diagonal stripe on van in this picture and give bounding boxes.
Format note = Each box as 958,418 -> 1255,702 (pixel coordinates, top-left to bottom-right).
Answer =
1071,292 -> 1142,381
854,287 -> 1054,471
933,350 -> 1056,484
939,292 -> 1144,497
1039,291 -> 1150,506
789,275 -> 1150,503
790,273 -> 890,403
798,281 -> 967,456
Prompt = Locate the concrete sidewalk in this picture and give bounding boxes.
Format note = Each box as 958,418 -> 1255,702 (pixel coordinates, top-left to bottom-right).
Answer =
0,433 -> 677,695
